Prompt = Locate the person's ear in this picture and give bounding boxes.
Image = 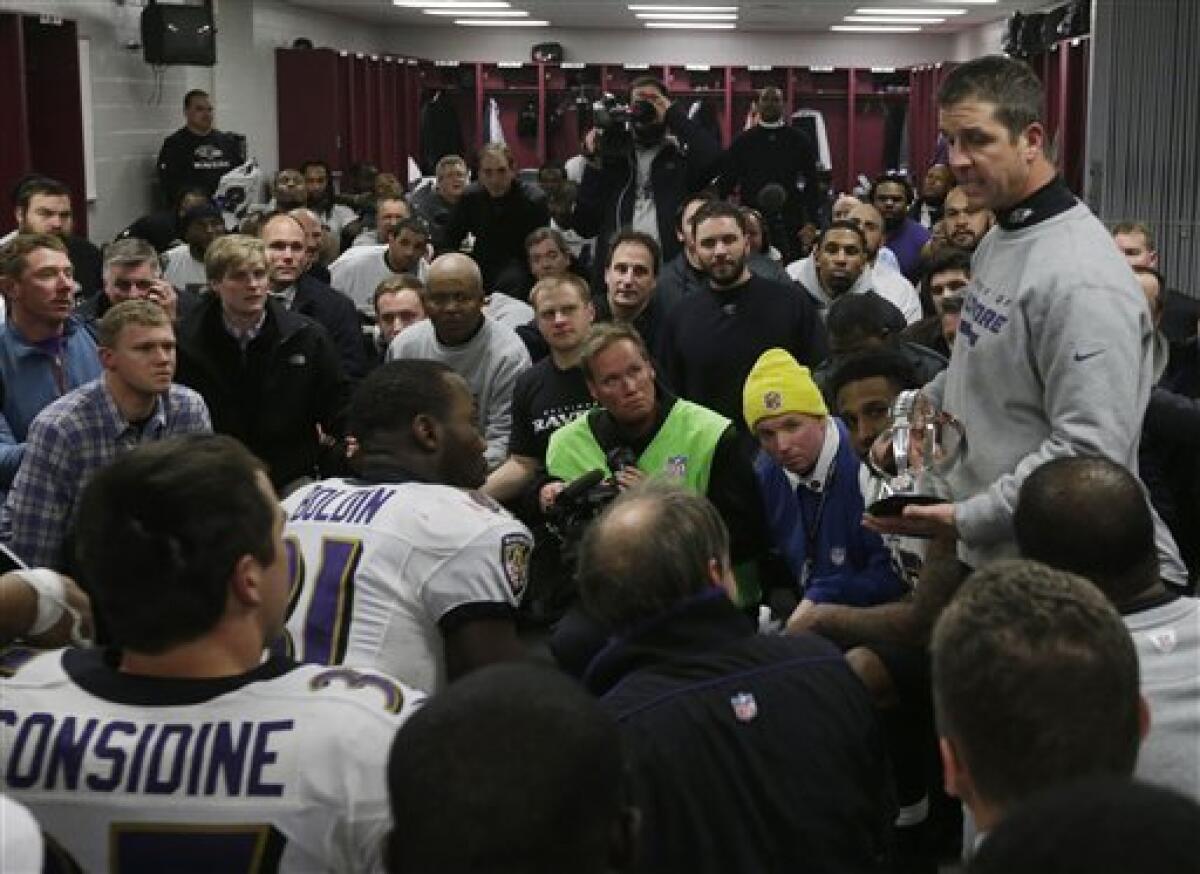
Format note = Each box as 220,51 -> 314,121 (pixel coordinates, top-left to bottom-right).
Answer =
411,412 -> 440,453
939,735 -> 968,801
1021,121 -> 1046,161
228,553 -> 264,610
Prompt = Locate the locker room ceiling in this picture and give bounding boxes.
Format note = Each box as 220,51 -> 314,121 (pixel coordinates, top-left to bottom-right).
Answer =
283,0 -> 1053,33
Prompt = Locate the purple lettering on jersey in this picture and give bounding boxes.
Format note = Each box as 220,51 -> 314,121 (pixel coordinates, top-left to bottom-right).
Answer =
329,490 -> 366,524
204,721 -> 252,796
310,488 -> 342,522
45,716 -> 99,790
123,723 -> 158,793
185,722 -> 214,795
247,720 -> 293,797
0,709 -> 14,728
302,539 -> 362,664
86,720 -> 136,791
5,712 -> 53,789
145,724 -> 193,794
352,486 -> 395,526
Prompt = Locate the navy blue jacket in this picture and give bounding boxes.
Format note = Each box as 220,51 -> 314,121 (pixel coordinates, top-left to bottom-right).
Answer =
754,418 -> 907,606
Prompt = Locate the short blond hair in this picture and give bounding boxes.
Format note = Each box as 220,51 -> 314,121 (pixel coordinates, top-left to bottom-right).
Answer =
204,234 -> 265,284
98,299 -> 172,349
530,273 -> 591,310
579,322 -> 650,382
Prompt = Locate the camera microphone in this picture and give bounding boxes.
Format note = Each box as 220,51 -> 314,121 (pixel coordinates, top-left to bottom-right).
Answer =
558,469 -> 606,505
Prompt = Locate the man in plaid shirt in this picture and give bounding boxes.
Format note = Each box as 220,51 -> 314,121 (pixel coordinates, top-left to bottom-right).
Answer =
2,300 -> 211,571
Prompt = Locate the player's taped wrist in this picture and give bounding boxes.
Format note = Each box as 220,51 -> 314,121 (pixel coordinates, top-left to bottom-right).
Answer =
22,569 -> 87,643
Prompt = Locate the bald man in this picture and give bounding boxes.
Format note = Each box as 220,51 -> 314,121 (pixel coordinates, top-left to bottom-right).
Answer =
719,85 -> 819,261
289,207 -> 334,284
387,254 -> 531,470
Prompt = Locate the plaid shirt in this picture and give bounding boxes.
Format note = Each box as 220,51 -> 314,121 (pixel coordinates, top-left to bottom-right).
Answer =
3,377 -> 212,570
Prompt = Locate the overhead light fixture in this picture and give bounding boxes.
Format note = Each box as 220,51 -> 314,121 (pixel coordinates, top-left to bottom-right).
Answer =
629,5 -> 739,11
455,17 -> 549,25
832,24 -> 922,32
856,7 -> 966,13
634,12 -> 737,19
846,14 -> 945,22
395,1 -> 511,6
645,21 -> 737,28
423,8 -> 528,14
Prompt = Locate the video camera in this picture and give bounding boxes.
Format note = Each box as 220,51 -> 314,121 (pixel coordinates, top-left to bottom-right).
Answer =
545,447 -> 637,555
591,94 -> 657,157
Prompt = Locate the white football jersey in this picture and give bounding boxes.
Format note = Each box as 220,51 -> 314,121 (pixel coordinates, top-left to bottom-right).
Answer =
0,647 -> 423,874
282,478 -> 532,693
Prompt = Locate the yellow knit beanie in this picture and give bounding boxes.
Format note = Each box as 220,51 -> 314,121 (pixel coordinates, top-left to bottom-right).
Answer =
742,348 -> 828,431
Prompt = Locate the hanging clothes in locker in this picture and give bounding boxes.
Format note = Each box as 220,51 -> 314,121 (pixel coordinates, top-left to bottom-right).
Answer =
485,97 -> 506,145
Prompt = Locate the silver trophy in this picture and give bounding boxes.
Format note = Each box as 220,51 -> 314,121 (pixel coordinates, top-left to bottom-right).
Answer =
866,389 -> 966,516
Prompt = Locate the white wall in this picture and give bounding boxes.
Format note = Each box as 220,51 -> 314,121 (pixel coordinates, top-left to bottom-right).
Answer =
952,19 -> 1007,61
383,25 -> 958,69
0,0 -> 206,241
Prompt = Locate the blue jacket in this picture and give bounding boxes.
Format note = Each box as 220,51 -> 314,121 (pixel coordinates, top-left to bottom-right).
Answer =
754,418 -> 906,607
0,317 -> 102,487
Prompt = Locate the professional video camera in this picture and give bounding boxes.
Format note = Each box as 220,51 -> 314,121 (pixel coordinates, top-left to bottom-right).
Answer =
545,447 -> 636,557
591,94 -> 657,157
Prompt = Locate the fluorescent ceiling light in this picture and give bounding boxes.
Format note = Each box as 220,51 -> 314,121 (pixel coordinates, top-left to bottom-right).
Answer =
396,1 -> 510,6
424,8 -> 527,14
856,6 -> 965,13
832,24 -> 922,32
645,21 -> 736,28
629,5 -> 739,11
455,17 -> 549,25
634,12 -> 737,19
846,14 -> 944,22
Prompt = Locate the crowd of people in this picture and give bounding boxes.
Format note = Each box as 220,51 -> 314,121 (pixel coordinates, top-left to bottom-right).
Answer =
1,52 -> 1198,873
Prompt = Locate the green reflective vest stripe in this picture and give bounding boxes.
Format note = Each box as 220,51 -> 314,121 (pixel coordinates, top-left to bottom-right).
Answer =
546,400 -> 730,494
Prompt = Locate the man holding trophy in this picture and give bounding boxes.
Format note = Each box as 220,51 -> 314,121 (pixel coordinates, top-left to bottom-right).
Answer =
865,54 -> 1187,586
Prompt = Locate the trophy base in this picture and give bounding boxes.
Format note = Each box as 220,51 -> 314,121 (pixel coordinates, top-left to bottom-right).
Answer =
867,493 -> 945,517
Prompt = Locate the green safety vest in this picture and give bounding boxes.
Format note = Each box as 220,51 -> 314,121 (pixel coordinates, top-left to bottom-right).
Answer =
547,399 -> 730,493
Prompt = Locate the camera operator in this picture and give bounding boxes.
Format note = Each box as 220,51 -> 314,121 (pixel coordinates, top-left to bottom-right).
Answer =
571,76 -> 723,297
541,323 -> 766,599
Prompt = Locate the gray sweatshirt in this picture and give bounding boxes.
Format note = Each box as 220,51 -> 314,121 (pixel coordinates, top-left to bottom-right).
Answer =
388,316 -> 531,471
925,201 -> 1185,579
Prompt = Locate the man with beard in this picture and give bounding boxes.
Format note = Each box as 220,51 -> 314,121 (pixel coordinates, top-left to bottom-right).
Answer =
573,76 -> 723,295
331,216 -> 430,316
911,164 -> 956,229
5,176 -> 103,300
870,175 -> 930,282
387,254 -> 531,472
718,86 -> 820,251
283,360 -> 532,693
657,200 -> 826,433
941,184 -> 995,253
791,220 -> 909,334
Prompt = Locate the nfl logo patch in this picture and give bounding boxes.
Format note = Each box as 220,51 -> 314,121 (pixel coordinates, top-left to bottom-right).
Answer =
763,390 -> 783,411
730,692 -> 758,722
830,547 -> 847,566
666,455 -> 688,477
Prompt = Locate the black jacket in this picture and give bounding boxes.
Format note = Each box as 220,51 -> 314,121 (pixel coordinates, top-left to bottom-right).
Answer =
175,296 -> 349,490
292,275 -> 368,381
586,589 -> 894,874
442,182 -> 549,294
573,102 -> 723,291
656,250 -> 796,315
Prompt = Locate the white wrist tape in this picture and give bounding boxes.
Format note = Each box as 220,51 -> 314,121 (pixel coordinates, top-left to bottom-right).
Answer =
22,569 -> 69,636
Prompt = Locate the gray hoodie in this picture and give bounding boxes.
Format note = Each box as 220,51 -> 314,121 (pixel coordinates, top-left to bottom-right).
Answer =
924,201 -> 1186,581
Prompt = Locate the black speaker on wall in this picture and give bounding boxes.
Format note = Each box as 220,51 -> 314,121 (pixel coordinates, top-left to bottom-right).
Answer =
142,0 -> 216,66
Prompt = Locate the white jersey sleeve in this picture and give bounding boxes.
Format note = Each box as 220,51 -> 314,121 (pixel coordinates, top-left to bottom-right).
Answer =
421,516 -> 530,626
0,648 -> 423,874
1,793 -> 44,872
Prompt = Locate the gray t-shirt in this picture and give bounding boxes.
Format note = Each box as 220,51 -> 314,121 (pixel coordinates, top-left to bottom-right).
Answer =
631,144 -> 663,243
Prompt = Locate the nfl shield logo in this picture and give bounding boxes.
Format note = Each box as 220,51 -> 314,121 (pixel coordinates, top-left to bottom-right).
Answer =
763,390 -> 783,411
666,455 -> 688,478
730,692 -> 758,722
830,547 -> 847,566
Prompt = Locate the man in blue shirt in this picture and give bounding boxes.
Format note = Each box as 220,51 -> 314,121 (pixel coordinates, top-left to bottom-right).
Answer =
0,234 -> 101,489
3,300 -> 211,571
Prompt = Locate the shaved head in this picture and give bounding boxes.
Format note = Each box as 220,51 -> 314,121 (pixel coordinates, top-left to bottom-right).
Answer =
847,202 -> 885,258
427,252 -> 482,294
